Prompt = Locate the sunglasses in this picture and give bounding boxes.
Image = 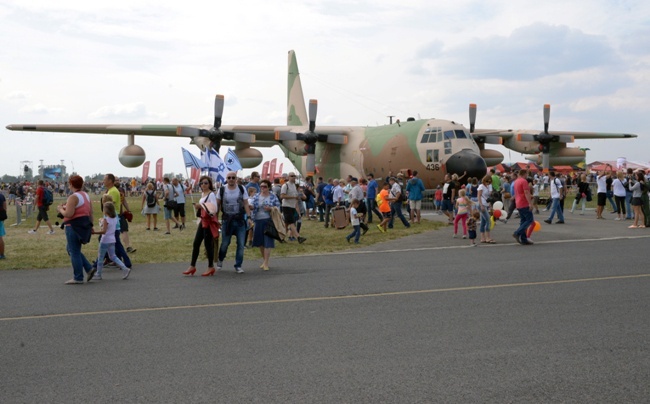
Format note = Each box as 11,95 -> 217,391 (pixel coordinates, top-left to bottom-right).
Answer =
227,176 -> 237,179
201,181 -> 210,185
260,185 -> 268,188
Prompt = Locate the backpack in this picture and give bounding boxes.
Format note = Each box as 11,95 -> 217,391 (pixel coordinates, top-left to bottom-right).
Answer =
219,184 -> 246,216
43,188 -> 53,207
146,190 -> 157,208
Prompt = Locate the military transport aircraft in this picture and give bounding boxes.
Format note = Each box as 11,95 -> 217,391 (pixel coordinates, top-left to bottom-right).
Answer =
7,51 -> 637,188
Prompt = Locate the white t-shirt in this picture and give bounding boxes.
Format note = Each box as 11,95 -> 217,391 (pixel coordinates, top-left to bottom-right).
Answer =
478,183 -> 492,207
550,178 -> 562,199
350,207 -> 359,226
596,175 -> 607,193
280,182 -> 299,209
217,186 -> 243,216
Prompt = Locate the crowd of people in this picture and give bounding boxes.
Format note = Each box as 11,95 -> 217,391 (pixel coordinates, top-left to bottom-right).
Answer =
3,163 -> 650,280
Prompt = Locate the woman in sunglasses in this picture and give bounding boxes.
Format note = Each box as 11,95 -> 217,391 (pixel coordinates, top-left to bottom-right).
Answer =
183,176 -> 218,276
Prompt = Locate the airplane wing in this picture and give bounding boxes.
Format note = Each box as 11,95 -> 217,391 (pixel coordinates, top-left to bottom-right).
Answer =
5,124 -> 185,137
546,130 -> 636,139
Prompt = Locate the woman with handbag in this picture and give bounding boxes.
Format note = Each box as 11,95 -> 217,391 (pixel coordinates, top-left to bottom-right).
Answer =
183,176 -> 219,276
249,179 -> 281,271
162,177 -> 181,235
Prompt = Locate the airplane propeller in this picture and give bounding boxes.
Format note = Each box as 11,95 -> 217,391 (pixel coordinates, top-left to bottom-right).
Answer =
516,104 -> 574,172
469,104 -> 502,148
176,95 -> 254,150
275,99 -> 347,175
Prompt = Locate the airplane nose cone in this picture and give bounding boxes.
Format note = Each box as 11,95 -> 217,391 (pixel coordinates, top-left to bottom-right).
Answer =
446,149 -> 487,181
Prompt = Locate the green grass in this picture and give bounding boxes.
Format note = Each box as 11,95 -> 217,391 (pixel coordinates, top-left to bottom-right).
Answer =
0,195 -> 444,270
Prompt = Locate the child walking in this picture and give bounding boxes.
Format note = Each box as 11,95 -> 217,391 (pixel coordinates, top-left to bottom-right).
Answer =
453,189 -> 471,238
92,201 -> 132,280
346,199 -> 362,244
467,210 -> 479,246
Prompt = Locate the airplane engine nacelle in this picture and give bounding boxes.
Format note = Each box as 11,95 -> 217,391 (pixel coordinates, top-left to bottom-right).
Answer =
525,147 -> 586,166
480,149 -> 504,167
119,144 -> 146,168
233,147 -> 264,168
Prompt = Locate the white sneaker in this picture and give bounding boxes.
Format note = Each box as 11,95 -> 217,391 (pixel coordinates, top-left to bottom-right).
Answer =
216,261 -> 223,270
47,230 -> 55,235
28,230 -> 37,234
235,267 -> 244,274
122,267 -> 131,280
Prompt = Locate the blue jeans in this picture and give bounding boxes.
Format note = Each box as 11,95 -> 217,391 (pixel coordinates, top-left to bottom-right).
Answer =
218,218 -> 247,268
96,243 -> 127,277
606,190 -> 617,211
479,206 -> 491,233
346,225 -> 361,243
65,225 -> 93,282
515,207 -> 534,242
547,198 -> 565,222
625,191 -> 633,219
388,202 -> 410,228
365,197 -> 382,223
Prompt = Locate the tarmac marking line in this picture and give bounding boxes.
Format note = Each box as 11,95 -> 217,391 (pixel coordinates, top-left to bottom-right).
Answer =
1,273 -> 648,322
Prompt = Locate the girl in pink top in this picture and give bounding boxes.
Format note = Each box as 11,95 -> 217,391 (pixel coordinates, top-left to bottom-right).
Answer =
453,189 -> 472,238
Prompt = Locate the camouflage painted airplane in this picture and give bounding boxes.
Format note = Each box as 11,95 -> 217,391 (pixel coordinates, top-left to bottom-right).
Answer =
7,50 -> 637,188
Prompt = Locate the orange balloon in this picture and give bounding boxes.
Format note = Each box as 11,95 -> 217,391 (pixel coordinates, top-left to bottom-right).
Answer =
493,210 -> 502,219
533,221 -> 541,232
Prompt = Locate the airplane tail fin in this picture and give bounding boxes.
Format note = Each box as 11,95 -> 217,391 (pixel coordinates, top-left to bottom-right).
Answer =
287,50 -> 308,126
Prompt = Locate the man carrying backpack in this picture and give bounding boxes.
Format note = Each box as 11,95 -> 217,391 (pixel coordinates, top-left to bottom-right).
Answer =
216,172 -> 252,274
28,180 -> 55,235
387,176 -> 410,229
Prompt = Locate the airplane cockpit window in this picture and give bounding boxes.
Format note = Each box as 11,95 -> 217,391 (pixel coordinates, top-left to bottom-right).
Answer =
444,130 -> 455,140
420,133 -> 430,143
454,130 -> 468,139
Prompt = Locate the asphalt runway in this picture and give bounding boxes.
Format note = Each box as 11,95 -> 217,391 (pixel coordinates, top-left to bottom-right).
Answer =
1,210 -> 649,403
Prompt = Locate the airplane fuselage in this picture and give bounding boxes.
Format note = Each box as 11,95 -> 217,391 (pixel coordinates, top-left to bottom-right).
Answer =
285,118 -> 489,188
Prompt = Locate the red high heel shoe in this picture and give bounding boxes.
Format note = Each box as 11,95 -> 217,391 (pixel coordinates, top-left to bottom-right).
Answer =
183,267 -> 197,276
201,268 -> 216,277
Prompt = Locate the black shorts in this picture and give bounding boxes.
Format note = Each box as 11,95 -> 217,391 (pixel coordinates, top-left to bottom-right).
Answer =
597,192 -> 606,207
36,206 -> 49,222
119,215 -> 129,232
631,197 -> 643,206
174,203 -> 185,217
282,206 -> 297,224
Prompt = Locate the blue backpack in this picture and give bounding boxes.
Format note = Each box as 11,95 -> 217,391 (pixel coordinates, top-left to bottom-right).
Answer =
43,188 -> 53,207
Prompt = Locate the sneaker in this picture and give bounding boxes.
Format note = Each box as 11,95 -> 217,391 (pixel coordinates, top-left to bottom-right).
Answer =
512,233 -> 522,244
122,267 -> 131,280
94,275 -> 103,280
64,279 -> 83,285
377,224 -> 385,233
47,230 -> 55,235
470,243 -> 477,247
235,267 -> 244,274
216,261 -> 223,270
452,234 -> 457,238
86,268 -> 97,282
543,219 -> 552,224
614,217 -> 621,221
522,240 -> 534,245
525,238 -> 534,244
126,247 -> 136,253
346,237 -> 351,243
28,229 -> 37,234
180,224 -> 185,231
298,237 -> 306,244
462,235 -> 467,239
555,220 -> 565,224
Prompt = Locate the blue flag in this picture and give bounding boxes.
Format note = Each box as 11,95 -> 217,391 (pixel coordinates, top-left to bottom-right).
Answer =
225,148 -> 243,172
182,147 -> 207,169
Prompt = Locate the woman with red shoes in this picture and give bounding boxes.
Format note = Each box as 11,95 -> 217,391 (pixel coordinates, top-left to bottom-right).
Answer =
183,176 -> 219,277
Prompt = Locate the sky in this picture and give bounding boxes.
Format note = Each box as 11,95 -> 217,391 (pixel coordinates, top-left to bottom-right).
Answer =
1,0 -> 649,179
